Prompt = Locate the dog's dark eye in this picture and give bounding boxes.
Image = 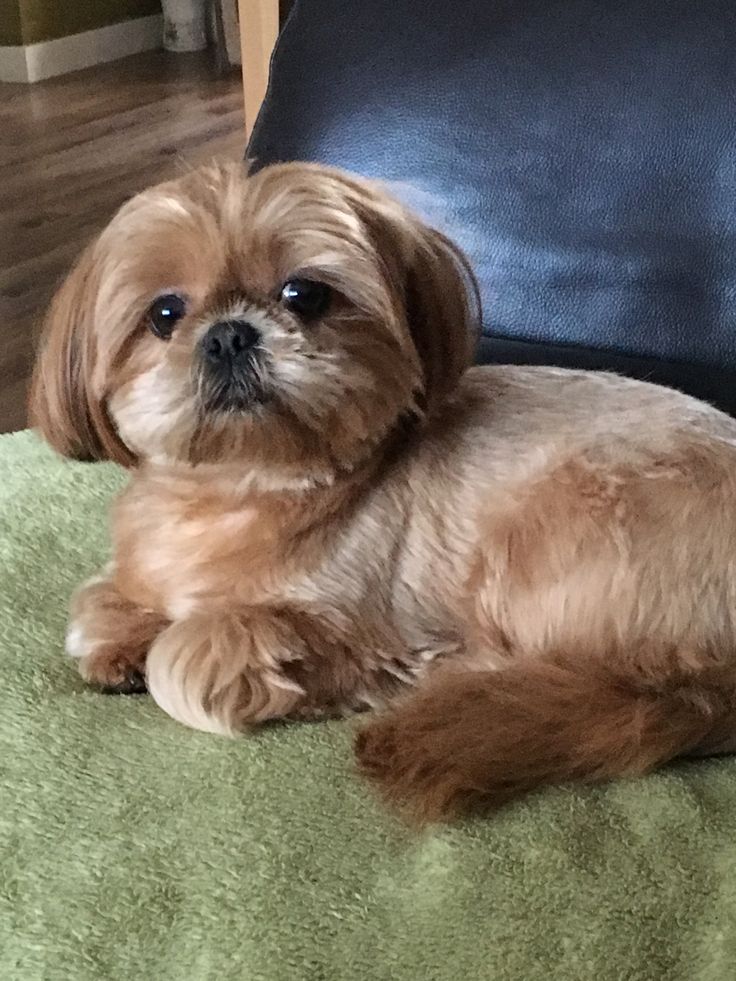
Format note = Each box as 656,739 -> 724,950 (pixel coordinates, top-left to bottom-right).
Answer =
148,294 -> 187,339
280,279 -> 331,320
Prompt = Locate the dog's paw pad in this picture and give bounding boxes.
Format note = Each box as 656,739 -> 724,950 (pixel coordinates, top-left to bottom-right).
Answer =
99,667 -> 148,696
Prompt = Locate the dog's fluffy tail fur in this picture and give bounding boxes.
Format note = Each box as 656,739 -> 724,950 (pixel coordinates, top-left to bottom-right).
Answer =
355,651 -> 736,822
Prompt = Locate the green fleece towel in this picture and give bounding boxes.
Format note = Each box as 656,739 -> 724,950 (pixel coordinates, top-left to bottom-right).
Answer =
2,430 -> 736,981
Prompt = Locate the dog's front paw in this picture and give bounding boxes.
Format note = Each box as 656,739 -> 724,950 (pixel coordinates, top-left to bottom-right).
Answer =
66,571 -> 165,695
76,648 -> 148,695
69,622 -> 148,694
145,614 -> 305,735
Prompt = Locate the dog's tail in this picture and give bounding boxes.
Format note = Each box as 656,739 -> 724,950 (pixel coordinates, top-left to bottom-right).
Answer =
355,651 -> 736,822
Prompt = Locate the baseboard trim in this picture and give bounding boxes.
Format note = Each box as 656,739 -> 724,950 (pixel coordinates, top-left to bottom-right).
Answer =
0,14 -> 163,83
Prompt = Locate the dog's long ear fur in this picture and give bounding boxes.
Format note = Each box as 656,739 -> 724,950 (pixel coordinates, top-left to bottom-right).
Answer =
345,175 -> 480,416
401,220 -> 480,415
29,243 -> 135,466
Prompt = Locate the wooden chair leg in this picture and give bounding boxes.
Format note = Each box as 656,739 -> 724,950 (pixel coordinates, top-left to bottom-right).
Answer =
238,0 -> 280,138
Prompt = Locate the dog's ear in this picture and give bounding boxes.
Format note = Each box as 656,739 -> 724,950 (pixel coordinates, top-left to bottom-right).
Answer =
344,175 -> 480,415
29,243 -> 135,466
400,219 -> 480,414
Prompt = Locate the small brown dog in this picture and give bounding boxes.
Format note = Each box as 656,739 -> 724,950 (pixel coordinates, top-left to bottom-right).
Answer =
31,162 -> 736,822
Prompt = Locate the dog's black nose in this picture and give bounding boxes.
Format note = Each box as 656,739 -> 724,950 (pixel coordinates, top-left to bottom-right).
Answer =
202,320 -> 260,364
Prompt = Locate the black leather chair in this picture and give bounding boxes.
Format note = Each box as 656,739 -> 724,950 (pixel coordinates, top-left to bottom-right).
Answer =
248,0 -> 736,413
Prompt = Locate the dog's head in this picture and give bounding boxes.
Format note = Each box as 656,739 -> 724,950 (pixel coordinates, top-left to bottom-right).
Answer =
30,163 -> 479,477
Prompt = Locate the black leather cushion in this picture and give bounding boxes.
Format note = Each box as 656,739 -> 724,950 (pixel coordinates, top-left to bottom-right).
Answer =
248,0 -> 736,412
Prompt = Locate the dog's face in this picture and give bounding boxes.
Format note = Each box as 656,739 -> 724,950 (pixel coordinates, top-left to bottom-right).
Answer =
31,163 -> 477,477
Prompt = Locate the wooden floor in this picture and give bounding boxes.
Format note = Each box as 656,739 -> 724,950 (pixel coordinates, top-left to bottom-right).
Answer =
0,50 -> 245,434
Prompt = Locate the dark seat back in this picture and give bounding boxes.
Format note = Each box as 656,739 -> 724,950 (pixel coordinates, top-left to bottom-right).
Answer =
248,0 -> 736,411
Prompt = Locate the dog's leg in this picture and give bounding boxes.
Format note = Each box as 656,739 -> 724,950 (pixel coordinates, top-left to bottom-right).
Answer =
144,611 -> 313,734
355,652 -> 736,823
67,568 -> 168,694
145,609 -> 421,735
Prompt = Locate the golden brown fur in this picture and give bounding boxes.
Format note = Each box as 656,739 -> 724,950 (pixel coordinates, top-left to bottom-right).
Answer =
30,161 -> 736,822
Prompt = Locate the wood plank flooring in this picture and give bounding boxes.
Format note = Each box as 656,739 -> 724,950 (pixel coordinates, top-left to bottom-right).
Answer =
0,50 -> 245,434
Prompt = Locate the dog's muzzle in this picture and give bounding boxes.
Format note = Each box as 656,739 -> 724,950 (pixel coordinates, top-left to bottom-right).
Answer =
198,319 -> 267,412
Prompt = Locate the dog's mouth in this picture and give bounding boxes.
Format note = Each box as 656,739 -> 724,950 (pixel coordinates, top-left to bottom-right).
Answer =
194,318 -> 274,416
197,353 -> 272,416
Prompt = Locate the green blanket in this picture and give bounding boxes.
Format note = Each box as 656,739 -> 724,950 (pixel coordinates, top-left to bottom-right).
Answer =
2,430 -> 736,981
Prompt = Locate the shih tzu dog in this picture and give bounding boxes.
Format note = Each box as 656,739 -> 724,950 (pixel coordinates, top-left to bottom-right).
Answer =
31,162 -> 736,822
